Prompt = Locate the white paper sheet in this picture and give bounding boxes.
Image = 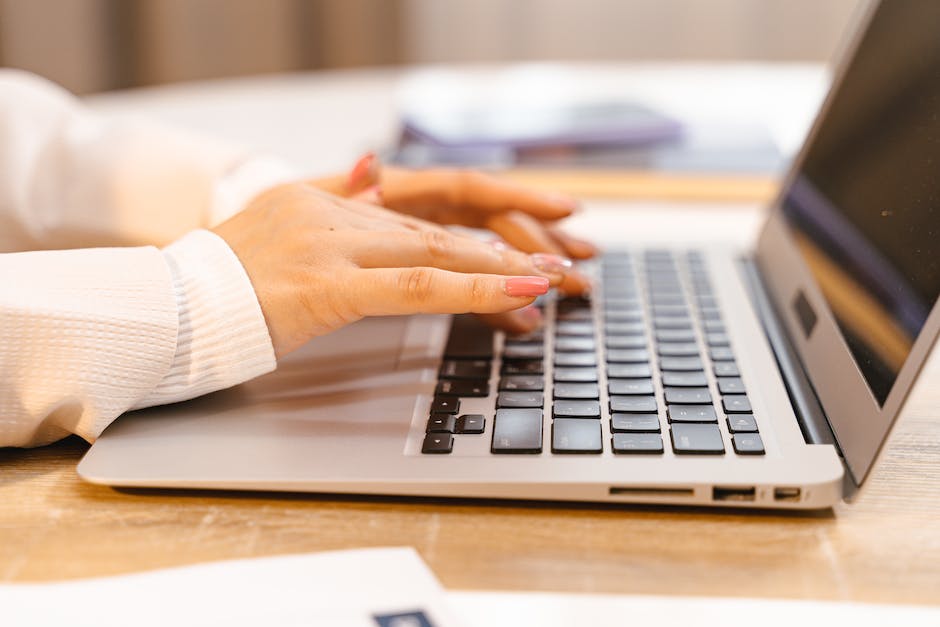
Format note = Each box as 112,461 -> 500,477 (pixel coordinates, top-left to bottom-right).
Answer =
1,547 -> 460,627
447,590 -> 940,627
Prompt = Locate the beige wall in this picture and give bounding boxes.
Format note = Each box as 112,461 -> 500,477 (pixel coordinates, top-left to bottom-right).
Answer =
0,0 -> 860,95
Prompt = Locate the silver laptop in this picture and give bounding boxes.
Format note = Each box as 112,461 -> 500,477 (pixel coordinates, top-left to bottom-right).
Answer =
79,0 -> 940,509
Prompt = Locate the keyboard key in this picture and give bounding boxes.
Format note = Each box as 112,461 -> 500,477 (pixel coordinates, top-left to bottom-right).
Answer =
555,321 -> 594,336
727,414 -> 758,433
723,395 -> 752,413
703,319 -> 725,332
712,361 -> 740,377
699,308 -> 722,320
426,414 -> 456,433
661,371 -> 708,387
554,352 -> 596,367
436,379 -> 488,397
653,305 -> 689,317
605,322 -> 645,335
670,423 -> 725,454
555,337 -> 596,352
557,308 -> 593,321
608,378 -> 655,395
697,296 -> 718,309
501,359 -> 544,375
554,367 -> 599,382
499,375 -> 544,391
610,395 -> 658,413
706,332 -> 730,346
422,433 -> 454,454
491,409 -> 543,453
667,404 -> 718,423
606,310 -> 643,322
655,329 -> 696,343
717,377 -> 746,394
664,387 -> 713,405
552,418 -> 603,454
657,342 -> 700,357
607,363 -> 652,378
554,383 -> 600,399
611,413 -> 660,432
443,315 -> 494,359
503,344 -> 545,360
440,359 -> 490,380
612,433 -> 664,454
606,335 -> 646,349
709,346 -> 735,361
732,433 -> 765,455
659,356 -> 704,371
456,414 -> 486,434
505,329 -> 544,344
606,348 -> 650,363
653,316 -> 693,330
431,396 -> 460,414
497,391 -> 544,408
553,400 -> 601,418
605,298 -> 641,311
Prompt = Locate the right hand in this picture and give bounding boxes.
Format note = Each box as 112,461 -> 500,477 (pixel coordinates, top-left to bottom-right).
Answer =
212,182 -> 573,358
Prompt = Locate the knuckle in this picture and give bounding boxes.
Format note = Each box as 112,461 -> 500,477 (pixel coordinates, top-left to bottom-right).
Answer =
399,267 -> 437,304
421,229 -> 455,261
468,275 -> 492,306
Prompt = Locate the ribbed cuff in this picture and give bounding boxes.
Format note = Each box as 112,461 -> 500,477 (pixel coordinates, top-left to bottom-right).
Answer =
137,229 -> 276,408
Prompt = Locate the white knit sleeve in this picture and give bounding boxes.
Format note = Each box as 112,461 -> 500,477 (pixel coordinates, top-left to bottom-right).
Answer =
0,230 -> 276,448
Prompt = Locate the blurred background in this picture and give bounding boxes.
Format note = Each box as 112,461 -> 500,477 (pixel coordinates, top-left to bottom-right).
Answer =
0,0 -> 859,95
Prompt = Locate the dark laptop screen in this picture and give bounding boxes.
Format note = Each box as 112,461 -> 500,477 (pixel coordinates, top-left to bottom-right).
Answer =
779,0 -> 940,406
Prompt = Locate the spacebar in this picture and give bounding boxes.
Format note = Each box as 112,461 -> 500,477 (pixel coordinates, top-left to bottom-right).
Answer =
444,314 -> 495,359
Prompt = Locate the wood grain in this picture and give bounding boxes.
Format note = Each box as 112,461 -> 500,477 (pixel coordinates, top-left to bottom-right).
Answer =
1,350 -> 937,604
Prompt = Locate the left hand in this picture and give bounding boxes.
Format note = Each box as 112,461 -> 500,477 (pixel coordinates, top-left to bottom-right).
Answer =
311,153 -> 597,333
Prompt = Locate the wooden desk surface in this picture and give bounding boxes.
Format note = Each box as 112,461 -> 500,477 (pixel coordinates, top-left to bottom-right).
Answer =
2,352 -> 938,605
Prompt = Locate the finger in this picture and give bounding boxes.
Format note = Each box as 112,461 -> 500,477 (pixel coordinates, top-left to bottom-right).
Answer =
349,230 -> 571,285
383,168 -> 577,222
485,211 -> 567,255
306,152 -> 382,197
352,185 -> 383,205
547,226 -> 598,260
476,306 -> 544,334
353,268 -> 550,316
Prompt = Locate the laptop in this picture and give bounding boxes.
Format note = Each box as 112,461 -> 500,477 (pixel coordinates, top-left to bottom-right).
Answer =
78,0 -> 940,509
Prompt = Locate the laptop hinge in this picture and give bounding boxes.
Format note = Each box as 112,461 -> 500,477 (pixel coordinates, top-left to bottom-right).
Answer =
737,258 -> 838,448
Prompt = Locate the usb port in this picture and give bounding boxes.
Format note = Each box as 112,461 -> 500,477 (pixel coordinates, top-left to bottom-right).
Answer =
774,487 -> 802,502
712,486 -> 756,502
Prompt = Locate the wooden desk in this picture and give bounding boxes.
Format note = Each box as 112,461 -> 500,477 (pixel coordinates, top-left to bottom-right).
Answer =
2,66 -> 938,606
1,350 -> 938,604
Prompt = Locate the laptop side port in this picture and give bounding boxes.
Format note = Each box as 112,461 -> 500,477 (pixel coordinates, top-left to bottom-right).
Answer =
712,486 -> 756,502
774,487 -> 802,502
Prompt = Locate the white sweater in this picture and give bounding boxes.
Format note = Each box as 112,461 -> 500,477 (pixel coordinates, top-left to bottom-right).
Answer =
0,69 -> 294,447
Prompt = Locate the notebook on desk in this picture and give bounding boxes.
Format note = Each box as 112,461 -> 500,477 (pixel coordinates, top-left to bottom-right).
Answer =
78,0 -> 939,510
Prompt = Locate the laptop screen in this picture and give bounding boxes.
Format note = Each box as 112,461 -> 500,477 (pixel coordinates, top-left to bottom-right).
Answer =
778,0 -> 940,407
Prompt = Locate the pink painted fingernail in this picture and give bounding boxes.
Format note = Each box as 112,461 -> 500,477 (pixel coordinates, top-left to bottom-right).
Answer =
505,276 -> 550,297
521,305 -> 543,321
531,253 -> 572,274
347,151 -> 376,190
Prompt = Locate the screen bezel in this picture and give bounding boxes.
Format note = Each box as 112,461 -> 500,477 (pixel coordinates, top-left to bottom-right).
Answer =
755,0 -> 940,486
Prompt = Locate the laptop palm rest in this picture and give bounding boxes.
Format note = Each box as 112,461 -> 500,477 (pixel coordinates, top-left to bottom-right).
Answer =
78,316 -> 445,485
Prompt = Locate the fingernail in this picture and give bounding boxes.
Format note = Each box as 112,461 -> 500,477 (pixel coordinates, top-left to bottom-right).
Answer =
488,239 -> 509,251
505,276 -> 550,297
356,184 -> 383,205
347,152 -> 376,190
521,305 -> 543,321
531,253 -> 572,274
546,193 -> 579,211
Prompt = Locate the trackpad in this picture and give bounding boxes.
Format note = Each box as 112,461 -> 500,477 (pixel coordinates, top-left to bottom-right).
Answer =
277,316 -> 408,376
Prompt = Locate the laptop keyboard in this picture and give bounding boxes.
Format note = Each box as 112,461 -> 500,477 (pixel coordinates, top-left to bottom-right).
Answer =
421,250 -> 765,457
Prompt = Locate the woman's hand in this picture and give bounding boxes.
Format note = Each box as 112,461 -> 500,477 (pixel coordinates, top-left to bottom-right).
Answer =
311,154 -> 597,293
212,182 -> 573,358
